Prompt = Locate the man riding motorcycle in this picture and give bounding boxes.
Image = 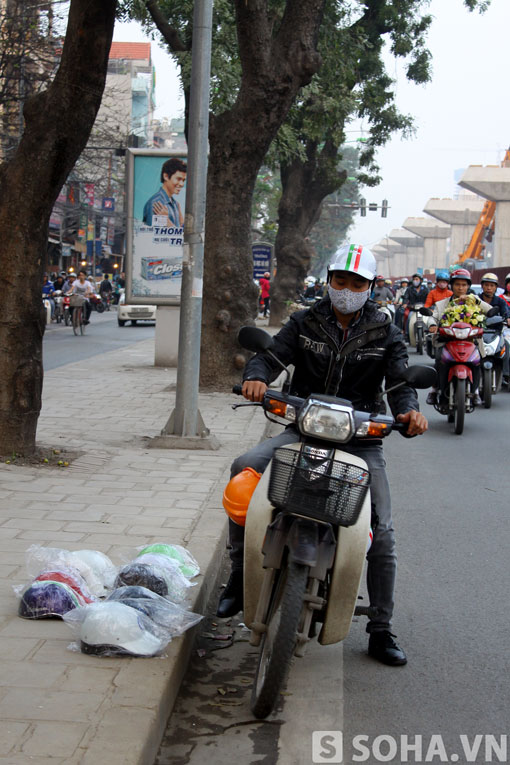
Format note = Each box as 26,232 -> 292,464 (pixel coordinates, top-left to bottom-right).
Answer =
217,243 -> 428,666
480,273 -> 510,386
372,275 -> 394,304
479,273 -> 510,323
402,274 -> 429,339
426,268 -> 491,406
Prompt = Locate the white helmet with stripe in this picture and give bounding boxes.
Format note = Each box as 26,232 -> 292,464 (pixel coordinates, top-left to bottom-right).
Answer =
328,244 -> 377,282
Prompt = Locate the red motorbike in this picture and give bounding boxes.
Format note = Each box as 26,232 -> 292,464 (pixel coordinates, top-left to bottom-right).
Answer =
433,321 -> 483,435
88,293 -> 105,313
63,294 -> 71,326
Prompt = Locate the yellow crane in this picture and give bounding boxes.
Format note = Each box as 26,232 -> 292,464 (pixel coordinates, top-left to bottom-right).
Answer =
458,148 -> 510,263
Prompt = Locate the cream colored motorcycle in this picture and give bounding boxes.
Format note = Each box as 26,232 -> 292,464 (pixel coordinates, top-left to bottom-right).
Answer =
233,327 -> 435,718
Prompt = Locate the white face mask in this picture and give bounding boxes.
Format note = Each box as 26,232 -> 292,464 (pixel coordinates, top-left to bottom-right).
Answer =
328,285 -> 370,314
412,279 -> 421,287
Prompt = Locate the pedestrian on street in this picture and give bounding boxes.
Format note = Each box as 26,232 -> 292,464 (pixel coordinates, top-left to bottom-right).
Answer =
259,271 -> 270,317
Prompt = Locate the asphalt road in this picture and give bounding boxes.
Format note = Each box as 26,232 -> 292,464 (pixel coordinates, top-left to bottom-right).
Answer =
156,353 -> 510,765
42,309 -> 155,370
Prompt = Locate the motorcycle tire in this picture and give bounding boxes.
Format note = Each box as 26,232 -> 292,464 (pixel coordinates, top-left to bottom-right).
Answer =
416,326 -> 423,355
482,368 -> 492,409
251,561 -> 308,719
64,311 -> 70,326
454,379 -> 465,435
96,303 -> 105,314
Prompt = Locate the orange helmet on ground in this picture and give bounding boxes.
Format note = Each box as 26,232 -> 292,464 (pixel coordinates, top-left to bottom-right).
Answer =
222,467 -> 262,526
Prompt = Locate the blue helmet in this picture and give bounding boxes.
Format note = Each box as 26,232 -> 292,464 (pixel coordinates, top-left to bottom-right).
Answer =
19,580 -> 83,619
436,271 -> 449,281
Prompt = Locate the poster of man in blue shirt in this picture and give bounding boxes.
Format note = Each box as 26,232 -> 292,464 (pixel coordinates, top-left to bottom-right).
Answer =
142,158 -> 187,227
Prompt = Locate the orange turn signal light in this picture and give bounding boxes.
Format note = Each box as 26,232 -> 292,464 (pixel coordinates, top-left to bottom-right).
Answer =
365,422 -> 390,437
267,399 -> 288,417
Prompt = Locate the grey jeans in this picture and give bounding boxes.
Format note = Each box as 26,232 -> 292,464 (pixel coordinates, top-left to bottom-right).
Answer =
228,428 -> 396,633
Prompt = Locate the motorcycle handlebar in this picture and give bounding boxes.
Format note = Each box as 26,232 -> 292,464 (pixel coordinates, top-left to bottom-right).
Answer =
232,384 -> 243,396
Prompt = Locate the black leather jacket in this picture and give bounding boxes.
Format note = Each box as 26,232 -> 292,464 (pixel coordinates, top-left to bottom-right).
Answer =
402,284 -> 429,307
244,297 -> 419,419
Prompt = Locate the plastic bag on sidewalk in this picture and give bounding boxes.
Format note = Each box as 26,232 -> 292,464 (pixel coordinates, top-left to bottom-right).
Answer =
63,601 -> 174,657
13,566 -> 96,605
135,543 -> 200,579
114,553 -> 194,602
18,580 -> 88,619
106,586 -> 203,634
25,545 -> 116,597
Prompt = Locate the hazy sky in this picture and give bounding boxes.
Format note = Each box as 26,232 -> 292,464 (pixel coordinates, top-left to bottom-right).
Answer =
114,0 -> 510,248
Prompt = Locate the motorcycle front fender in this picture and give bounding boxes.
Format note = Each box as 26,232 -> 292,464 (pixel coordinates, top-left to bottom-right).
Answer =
448,364 -> 472,382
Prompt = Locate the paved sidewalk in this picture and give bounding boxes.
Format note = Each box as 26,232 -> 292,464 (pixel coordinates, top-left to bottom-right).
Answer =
0,338 -> 268,764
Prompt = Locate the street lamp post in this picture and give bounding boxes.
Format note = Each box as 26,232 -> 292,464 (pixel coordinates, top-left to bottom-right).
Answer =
151,0 -> 218,449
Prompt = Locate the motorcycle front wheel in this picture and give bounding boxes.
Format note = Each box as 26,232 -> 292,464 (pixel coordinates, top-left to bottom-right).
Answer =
416,326 -> 424,355
454,379 -> 465,435
251,561 -> 308,719
482,368 -> 492,409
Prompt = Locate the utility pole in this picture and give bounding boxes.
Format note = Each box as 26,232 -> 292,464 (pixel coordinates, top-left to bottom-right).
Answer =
152,0 -> 218,449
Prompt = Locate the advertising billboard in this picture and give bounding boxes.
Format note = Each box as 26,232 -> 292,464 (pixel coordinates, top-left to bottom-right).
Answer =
252,241 -> 273,280
126,149 -> 188,305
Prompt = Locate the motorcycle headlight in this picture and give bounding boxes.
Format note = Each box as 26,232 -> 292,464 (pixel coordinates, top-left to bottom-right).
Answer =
451,327 -> 471,340
298,398 -> 354,442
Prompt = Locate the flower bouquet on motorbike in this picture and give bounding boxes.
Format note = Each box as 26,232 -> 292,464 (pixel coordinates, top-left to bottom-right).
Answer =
439,294 -> 486,329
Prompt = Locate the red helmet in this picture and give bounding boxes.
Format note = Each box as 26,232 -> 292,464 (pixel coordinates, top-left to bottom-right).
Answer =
449,268 -> 471,286
376,274 -> 385,281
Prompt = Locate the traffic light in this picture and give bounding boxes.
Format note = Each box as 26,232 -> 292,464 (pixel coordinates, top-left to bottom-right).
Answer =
359,198 -> 367,217
381,199 -> 388,218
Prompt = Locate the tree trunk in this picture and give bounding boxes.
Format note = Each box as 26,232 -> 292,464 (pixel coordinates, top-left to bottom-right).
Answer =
269,139 -> 344,326
0,0 -> 116,454
199,0 -> 325,390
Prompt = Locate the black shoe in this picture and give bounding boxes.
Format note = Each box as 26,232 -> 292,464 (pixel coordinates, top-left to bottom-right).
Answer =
368,631 -> 407,666
426,391 -> 436,406
84,320 -> 90,325
216,570 -> 243,618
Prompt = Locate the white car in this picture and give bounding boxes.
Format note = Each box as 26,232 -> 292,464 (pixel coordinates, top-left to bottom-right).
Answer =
117,290 -> 156,326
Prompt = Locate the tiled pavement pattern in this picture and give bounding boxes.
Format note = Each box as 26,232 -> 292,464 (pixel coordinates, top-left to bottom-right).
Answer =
0,339 -> 267,764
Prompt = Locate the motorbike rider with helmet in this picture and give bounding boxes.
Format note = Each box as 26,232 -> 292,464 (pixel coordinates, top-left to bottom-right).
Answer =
217,243 -> 428,666
479,273 -> 510,324
372,275 -> 394,303
426,268 -> 491,406
501,274 -> 510,308
480,273 -> 510,386
401,274 -> 429,339
424,271 -> 452,307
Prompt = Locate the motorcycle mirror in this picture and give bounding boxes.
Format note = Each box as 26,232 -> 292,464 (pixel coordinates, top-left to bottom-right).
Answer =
402,365 -> 437,389
486,314 -> 503,326
238,326 -> 274,352
419,307 -> 433,316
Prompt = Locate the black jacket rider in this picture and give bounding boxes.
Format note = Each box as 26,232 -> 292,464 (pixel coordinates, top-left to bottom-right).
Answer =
243,297 -> 419,419
402,284 -> 429,307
